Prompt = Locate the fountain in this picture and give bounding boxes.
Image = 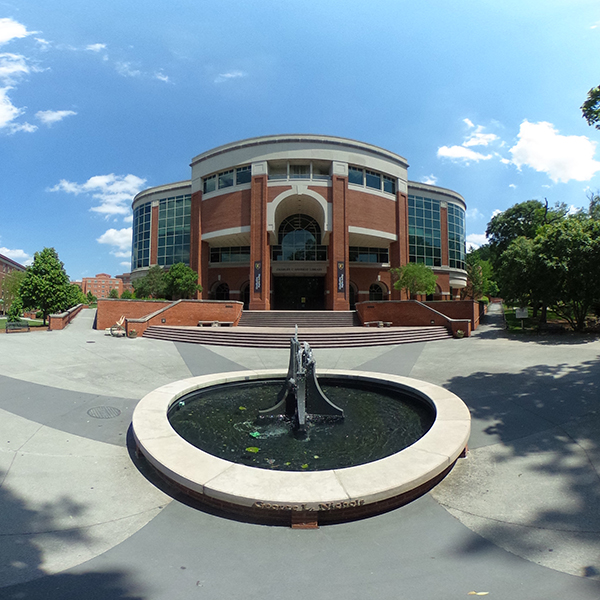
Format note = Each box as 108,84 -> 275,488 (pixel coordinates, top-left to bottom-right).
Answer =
132,334 -> 470,526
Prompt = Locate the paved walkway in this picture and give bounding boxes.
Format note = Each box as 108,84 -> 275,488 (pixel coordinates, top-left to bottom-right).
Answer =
0,307 -> 599,599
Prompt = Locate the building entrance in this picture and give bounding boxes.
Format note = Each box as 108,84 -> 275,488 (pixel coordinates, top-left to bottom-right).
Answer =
273,276 -> 325,310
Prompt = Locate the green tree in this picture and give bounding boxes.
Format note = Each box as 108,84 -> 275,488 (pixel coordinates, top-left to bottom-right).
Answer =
86,291 -> 97,304
67,283 -> 87,307
120,289 -> 133,299
581,85 -> 600,129
19,248 -> 71,325
486,199 -> 566,265
133,265 -> 167,299
1,269 -> 25,315
7,296 -> 23,322
536,217 -> 600,331
462,253 -> 485,300
164,263 -> 201,300
391,263 -> 438,298
108,288 -> 119,299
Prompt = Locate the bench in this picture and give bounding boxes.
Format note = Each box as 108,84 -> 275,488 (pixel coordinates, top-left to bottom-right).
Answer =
363,321 -> 392,328
198,321 -> 234,327
6,321 -> 30,333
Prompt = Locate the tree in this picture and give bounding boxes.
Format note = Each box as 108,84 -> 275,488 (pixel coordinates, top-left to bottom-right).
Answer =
120,289 -> 133,299
486,199 -> 566,265
19,248 -> 71,325
1,269 -> 25,315
86,291 -> 97,304
108,288 -> 119,299
391,263 -> 438,298
461,253 -> 485,300
67,283 -> 87,307
133,265 -> 167,299
7,296 -> 23,322
581,85 -> 600,129
164,263 -> 201,300
535,217 -> 600,331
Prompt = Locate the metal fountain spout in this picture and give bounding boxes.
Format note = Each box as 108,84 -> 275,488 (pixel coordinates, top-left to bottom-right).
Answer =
259,326 -> 344,434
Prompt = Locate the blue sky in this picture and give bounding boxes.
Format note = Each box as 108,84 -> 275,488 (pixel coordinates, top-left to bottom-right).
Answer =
1,1 -> 600,280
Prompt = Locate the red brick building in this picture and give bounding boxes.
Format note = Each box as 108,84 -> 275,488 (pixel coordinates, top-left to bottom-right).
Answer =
0,253 -> 26,314
131,135 -> 467,310
80,273 -> 123,299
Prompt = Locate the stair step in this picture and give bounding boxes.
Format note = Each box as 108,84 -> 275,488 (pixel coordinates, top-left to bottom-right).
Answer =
142,324 -> 453,348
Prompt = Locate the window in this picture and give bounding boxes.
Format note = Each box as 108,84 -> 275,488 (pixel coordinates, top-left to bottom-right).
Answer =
203,175 -> 216,194
369,283 -> 386,301
271,214 -> 327,261
447,203 -> 466,270
236,166 -> 251,184
290,164 -> 309,179
365,170 -> 381,190
215,282 -> 230,300
218,170 -> 234,189
157,194 -> 192,267
349,247 -> 389,263
132,203 -> 152,269
408,195 -> 442,267
383,175 -> 396,194
348,166 -> 364,185
209,246 -> 251,263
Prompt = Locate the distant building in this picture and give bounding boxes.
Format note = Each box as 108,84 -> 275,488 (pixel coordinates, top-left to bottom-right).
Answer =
115,272 -> 134,294
1,253 -> 27,314
80,273 -> 123,299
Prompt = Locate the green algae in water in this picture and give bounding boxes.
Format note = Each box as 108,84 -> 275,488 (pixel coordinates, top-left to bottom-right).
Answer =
168,379 -> 434,472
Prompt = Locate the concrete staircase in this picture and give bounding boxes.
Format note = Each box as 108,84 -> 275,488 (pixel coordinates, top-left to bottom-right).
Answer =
238,310 -> 361,328
142,324 -> 453,348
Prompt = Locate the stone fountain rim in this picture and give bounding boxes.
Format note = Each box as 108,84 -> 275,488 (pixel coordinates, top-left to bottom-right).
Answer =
132,369 -> 471,511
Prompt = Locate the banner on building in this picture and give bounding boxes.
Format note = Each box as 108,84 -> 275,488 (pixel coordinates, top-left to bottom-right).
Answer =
337,261 -> 345,292
254,261 -> 262,293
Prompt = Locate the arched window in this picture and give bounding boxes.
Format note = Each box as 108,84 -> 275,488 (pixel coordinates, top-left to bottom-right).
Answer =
369,283 -> 386,301
215,282 -> 229,300
349,283 -> 358,310
240,281 -> 250,309
278,214 -> 321,261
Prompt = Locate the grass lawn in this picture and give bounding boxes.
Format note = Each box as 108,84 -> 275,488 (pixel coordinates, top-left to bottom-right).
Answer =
503,306 -> 575,333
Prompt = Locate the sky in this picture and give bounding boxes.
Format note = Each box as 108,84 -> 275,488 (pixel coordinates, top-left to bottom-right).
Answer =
1,0 -> 600,280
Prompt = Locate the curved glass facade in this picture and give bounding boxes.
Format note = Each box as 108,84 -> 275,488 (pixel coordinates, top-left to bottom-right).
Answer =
157,194 -> 191,267
447,203 -> 466,270
408,195 -> 442,267
132,203 -> 152,270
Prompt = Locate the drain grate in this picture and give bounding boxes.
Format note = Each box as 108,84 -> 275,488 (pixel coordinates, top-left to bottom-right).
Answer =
87,406 -> 122,419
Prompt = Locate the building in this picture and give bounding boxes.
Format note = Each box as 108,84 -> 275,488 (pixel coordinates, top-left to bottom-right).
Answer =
131,135 -> 467,311
0,253 -> 26,314
80,273 -> 123,299
115,272 -> 134,294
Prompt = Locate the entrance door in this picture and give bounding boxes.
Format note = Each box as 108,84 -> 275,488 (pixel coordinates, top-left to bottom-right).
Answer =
273,276 -> 325,310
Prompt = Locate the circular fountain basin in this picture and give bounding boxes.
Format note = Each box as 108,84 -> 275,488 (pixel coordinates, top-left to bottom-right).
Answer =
132,369 -> 470,524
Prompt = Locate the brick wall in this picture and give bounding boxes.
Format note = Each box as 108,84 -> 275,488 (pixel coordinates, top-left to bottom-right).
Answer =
48,304 -> 87,330
125,300 -> 243,335
356,300 -> 473,336
96,299 -> 172,330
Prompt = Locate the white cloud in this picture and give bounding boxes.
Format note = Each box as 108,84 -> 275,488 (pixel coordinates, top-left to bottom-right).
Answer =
466,208 -> 484,220
35,109 -> 77,125
463,130 -> 499,147
491,209 -> 502,218
0,52 -> 32,84
466,233 -> 488,251
48,174 -> 147,217
116,61 -> 141,77
97,227 -> 132,258
463,118 -> 475,129
154,71 -> 170,83
421,174 -> 437,185
0,18 -> 36,46
437,145 -> 493,162
509,184 -> 516,189
214,70 -> 246,83
0,246 -> 33,265
86,43 -> 106,52
509,120 -> 600,183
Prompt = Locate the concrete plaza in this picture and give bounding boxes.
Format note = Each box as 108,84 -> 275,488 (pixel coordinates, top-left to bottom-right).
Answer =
0,305 -> 599,599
